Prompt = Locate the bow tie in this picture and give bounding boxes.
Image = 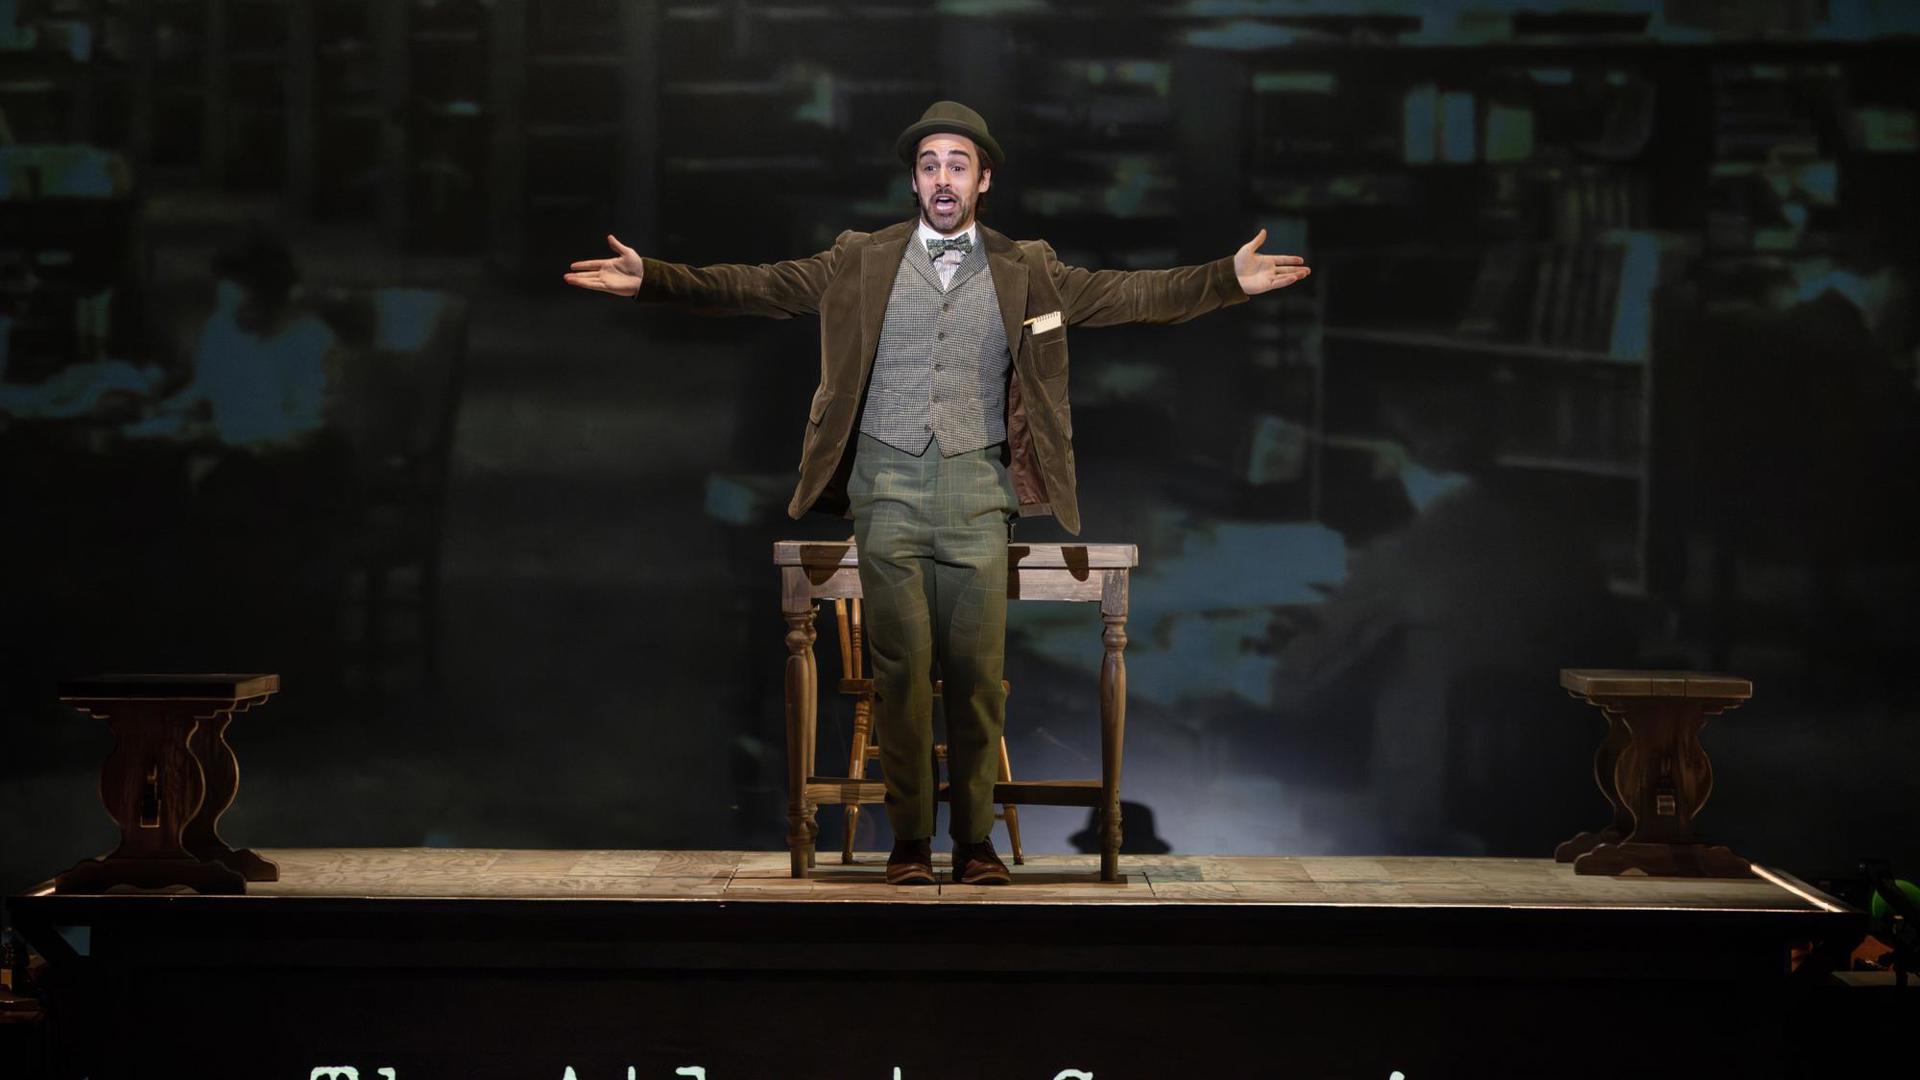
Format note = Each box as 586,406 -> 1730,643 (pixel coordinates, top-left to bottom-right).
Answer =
926,234 -> 973,259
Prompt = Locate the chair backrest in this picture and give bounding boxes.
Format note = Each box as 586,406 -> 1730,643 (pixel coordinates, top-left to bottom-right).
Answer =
831,597 -> 863,684
323,287 -> 470,484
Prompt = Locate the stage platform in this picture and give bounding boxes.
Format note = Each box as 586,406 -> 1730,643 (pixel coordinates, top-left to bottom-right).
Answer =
9,849 -> 1867,1079
34,845 -> 1849,907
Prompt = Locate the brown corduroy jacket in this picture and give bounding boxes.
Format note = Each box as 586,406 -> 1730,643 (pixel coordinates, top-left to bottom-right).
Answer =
635,218 -> 1248,534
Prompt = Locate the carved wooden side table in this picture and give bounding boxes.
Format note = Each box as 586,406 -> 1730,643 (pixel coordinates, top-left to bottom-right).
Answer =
776,541 -> 1135,882
1556,669 -> 1753,878
57,674 -> 280,894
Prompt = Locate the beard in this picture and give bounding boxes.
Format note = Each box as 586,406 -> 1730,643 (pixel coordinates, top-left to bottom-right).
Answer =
916,186 -> 976,235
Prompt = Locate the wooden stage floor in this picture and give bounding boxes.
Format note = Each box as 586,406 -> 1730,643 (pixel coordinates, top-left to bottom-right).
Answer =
9,850 -> 1866,1079
238,847 -> 1840,912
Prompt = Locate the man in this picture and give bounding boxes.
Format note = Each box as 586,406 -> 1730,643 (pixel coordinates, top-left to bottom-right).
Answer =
144,231 -> 336,452
565,102 -> 1309,886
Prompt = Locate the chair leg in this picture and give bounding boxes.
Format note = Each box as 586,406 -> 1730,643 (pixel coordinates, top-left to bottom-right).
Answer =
843,697 -> 873,864
997,737 -> 1023,865
842,806 -> 861,864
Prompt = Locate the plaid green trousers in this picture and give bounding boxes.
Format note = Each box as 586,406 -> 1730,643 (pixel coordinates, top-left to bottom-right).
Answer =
848,432 -> 1016,843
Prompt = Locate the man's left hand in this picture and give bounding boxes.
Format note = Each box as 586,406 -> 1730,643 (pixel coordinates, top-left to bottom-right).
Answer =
1234,229 -> 1311,296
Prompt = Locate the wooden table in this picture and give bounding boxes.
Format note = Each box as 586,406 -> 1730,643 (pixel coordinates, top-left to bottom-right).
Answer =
776,541 -> 1136,881
56,674 -> 280,894
1555,669 -> 1753,878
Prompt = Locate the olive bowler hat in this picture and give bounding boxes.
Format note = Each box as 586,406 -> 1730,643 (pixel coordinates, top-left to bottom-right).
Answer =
895,100 -> 1004,168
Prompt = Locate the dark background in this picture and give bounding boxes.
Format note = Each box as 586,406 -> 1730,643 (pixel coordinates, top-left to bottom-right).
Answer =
3,0 -> 1917,894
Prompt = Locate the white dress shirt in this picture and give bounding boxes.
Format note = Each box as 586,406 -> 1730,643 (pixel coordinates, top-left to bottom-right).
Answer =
915,219 -> 978,291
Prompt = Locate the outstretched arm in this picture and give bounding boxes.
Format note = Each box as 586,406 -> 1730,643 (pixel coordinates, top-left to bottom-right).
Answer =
563,231 -> 856,319
1047,228 -> 1311,329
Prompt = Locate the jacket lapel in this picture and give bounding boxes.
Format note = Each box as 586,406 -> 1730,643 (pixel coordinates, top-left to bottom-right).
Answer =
944,240 -> 988,293
982,225 -> 1028,357
861,222 -> 913,363
903,239 -> 943,292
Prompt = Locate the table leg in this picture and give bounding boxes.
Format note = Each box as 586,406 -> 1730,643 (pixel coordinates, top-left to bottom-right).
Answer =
802,615 -> 820,870
57,704 -> 245,895
182,707 -> 279,882
1099,571 -> 1130,883
783,604 -> 819,879
1555,705 -> 1633,862
1574,698 -> 1750,878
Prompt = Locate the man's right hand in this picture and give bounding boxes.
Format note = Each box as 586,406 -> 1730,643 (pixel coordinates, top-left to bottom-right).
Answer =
563,234 -> 645,296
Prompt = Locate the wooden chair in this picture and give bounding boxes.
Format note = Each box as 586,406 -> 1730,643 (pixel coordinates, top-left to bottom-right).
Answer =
324,287 -> 470,687
828,592 -> 1024,866
779,540 -> 1136,881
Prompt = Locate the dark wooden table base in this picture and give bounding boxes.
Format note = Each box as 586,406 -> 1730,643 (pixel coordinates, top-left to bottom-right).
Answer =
1556,669 -> 1753,879
57,674 -> 281,894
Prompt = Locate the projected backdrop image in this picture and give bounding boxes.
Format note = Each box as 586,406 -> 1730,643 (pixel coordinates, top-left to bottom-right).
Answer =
2,0 -> 1917,900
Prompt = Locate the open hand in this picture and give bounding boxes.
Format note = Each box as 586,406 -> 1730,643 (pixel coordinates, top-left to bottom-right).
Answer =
563,234 -> 645,296
1234,228 -> 1310,296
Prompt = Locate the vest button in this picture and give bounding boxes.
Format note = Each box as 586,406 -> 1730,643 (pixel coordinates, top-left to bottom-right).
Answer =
936,331 -> 946,340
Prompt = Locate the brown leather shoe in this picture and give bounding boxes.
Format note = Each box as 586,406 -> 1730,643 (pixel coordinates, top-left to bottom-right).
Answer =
886,837 -> 935,886
950,837 -> 1012,885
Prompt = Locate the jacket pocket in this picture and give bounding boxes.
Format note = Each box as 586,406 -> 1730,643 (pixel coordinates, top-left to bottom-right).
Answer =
1025,326 -> 1068,379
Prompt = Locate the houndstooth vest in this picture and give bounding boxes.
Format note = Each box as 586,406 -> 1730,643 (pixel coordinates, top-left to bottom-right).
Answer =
859,237 -> 1009,456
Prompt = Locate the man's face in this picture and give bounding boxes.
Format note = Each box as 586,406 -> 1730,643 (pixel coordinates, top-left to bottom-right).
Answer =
910,135 -> 991,235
